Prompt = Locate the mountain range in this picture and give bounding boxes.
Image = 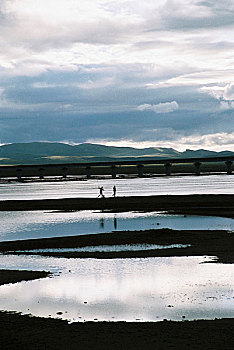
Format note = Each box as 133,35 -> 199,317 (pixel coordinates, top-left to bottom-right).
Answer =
0,142 -> 233,165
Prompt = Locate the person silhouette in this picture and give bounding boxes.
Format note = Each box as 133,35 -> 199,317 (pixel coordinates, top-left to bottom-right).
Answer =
98,186 -> 105,198
112,185 -> 116,197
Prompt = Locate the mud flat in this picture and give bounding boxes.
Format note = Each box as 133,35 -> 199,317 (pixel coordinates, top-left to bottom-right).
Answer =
0,229 -> 233,264
0,194 -> 234,218
0,269 -> 50,286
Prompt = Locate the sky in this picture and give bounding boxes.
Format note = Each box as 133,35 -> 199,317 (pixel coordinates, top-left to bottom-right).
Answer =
0,0 -> 234,151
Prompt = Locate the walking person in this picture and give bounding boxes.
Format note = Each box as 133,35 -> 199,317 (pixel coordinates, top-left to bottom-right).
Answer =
112,185 -> 116,197
98,186 -> 105,198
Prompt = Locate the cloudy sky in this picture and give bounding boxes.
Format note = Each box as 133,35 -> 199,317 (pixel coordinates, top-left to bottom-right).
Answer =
0,0 -> 234,151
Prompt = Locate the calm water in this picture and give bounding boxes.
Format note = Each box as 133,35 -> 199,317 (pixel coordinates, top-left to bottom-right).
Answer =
22,244 -> 190,253
1,210 -> 233,241
0,174 -> 234,200
0,254 -> 233,322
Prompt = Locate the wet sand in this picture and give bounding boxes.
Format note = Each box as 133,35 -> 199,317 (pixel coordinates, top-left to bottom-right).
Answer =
0,311 -> 233,350
0,229 -> 233,263
1,194 -> 234,218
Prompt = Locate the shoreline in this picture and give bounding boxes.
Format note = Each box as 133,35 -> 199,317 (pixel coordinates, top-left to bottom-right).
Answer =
0,194 -> 234,218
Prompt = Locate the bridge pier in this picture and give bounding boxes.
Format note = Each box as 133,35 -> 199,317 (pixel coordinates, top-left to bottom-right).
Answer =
86,166 -> 91,179
164,162 -> 172,176
225,160 -> 233,175
39,167 -> 45,179
194,161 -> 201,176
2,156 -> 234,180
137,164 -> 144,177
62,167 -> 68,178
16,168 -> 22,180
111,165 -> 117,178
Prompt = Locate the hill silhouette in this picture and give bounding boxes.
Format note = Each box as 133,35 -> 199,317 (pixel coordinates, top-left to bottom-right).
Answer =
0,142 -> 233,165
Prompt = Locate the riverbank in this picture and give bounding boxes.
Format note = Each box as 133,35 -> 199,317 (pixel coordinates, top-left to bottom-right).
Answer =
0,229 -> 233,263
0,311 -> 233,350
1,194 -> 234,218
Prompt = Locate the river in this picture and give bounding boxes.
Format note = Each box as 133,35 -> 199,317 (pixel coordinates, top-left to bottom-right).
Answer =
0,174 -> 233,201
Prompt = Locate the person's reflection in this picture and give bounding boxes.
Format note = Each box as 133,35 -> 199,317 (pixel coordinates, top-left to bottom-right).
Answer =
99,218 -> 104,229
114,216 -> 117,230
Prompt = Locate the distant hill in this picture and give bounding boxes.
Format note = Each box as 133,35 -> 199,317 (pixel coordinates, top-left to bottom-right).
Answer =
0,142 -> 233,165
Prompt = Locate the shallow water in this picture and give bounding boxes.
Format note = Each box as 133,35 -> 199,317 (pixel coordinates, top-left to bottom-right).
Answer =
0,210 -> 233,241
0,254 -> 233,322
0,174 -> 233,201
19,244 -> 190,253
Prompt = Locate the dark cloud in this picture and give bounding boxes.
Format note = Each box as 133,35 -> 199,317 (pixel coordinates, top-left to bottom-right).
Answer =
1,100 -> 233,145
1,62 -> 232,148
0,64 -> 209,108
149,0 -> 234,32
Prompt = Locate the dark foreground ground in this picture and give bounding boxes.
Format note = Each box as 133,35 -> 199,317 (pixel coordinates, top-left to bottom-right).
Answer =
1,194 -> 234,218
0,269 -> 50,286
0,311 -> 233,350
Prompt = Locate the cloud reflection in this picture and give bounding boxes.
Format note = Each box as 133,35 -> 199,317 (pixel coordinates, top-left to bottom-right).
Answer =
0,256 -> 233,321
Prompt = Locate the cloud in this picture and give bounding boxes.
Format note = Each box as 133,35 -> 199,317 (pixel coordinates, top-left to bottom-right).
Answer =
181,131 -> 234,147
0,1 -> 234,149
88,131 -> 234,152
0,0 -> 139,52
199,85 -> 225,100
153,0 -> 234,31
200,82 -> 234,112
0,86 -> 7,107
0,0 -> 233,94
220,101 -> 234,110
137,101 -> 179,114
223,83 -> 234,101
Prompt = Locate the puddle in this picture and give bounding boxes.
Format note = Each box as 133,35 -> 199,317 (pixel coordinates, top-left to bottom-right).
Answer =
18,244 -> 191,253
0,255 -> 233,322
0,210 -> 233,241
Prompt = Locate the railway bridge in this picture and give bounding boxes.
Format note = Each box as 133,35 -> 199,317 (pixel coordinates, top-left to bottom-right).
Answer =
0,156 -> 233,180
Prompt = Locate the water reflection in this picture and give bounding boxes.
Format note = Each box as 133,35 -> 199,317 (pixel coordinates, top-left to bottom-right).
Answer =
114,216 -> 117,230
0,210 -> 233,241
18,243 -> 190,253
0,255 -> 233,322
99,218 -> 104,230
99,216 -> 117,230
